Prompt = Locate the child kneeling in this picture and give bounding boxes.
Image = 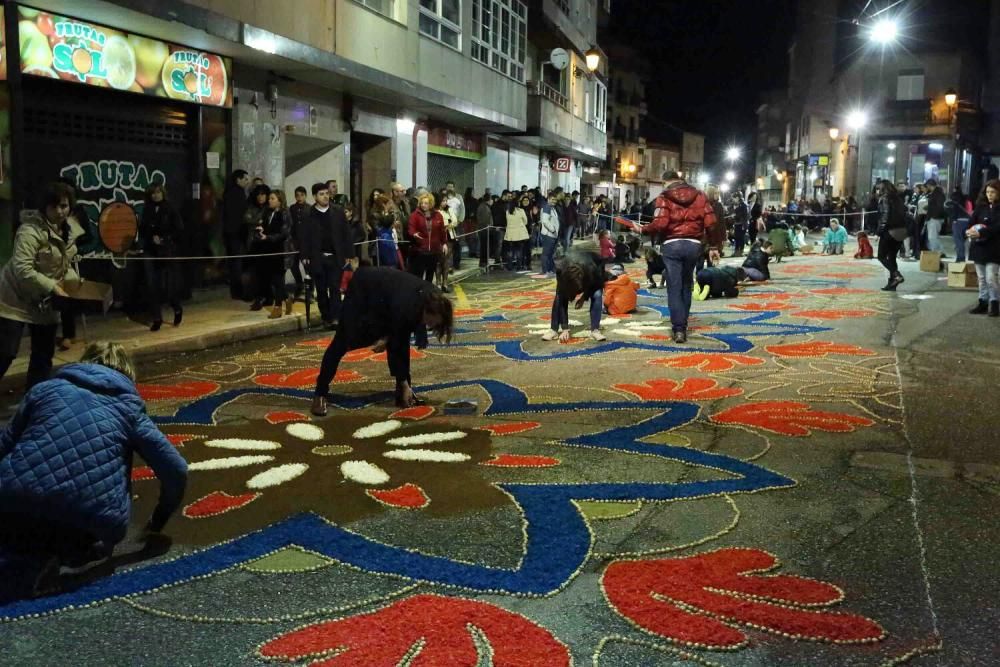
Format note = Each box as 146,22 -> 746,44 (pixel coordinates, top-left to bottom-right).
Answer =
695,266 -> 748,300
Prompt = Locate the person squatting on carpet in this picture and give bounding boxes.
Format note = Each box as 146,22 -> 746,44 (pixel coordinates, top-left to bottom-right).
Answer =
603,265 -> 640,316
643,247 -> 666,288
695,266 -> 748,300
823,220 -> 849,255
618,172 -> 718,344
0,342 -> 188,600
855,232 -> 875,259
541,243 -> 608,342
311,267 -> 454,416
742,240 -> 773,282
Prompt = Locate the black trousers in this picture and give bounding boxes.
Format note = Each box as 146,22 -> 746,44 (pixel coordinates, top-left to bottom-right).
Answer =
0,316 -> 58,389
143,260 -> 182,323
224,233 -> 245,299
310,257 -> 342,323
409,252 -> 439,283
878,233 -> 903,277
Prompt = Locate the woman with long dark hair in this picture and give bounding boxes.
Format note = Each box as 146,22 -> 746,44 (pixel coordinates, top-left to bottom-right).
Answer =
139,183 -> 184,331
245,184 -> 271,310
256,189 -> 292,318
966,179 -> 1000,316
875,180 -> 908,291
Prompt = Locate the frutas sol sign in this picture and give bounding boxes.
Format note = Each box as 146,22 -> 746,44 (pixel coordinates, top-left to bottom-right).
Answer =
18,6 -> 232,107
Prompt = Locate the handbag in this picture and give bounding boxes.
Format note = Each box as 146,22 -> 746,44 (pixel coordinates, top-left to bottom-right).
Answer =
888,227 -> 908,242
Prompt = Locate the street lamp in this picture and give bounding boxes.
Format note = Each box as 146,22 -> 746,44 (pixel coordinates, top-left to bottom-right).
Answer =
945,89 -> 958,108
847,110 -> 868,130
869,19 -> 898,45
575,48 -> 601,78
829,127 -> 840,140
725,170 -> 736,182
720,183 -> 731,193
726,147 -> 741,163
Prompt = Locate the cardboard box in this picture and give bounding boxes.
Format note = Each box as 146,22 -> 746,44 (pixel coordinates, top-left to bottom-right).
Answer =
947,261 -> 978,288
62,279 -> 114,314
798,243 -> 815,255
920,251 -> 942,273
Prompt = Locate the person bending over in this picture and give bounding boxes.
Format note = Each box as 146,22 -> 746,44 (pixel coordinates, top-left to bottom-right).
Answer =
311,267 -> 454,415
643,247 -> 666,288
541,243 -> 608,343
695,266 -> 748,300
742,241 -> 773,281
0,342 -> 188,599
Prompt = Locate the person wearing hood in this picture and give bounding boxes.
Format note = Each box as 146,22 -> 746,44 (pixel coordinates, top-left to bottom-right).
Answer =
0,342 -> 187,599
619,173 -> 717,343
0,182 -> 81,389
540,243 -> 608,342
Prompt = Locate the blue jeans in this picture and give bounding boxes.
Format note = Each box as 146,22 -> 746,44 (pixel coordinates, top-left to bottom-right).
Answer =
662,240 -> 703,332
541,235 -> 558,273
952,217 -> 970,262
561,225 -> 576,251
550,289 -> 603,331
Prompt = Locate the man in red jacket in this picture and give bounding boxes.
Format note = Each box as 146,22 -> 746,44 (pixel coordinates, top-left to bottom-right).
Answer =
620,172 -> 716,343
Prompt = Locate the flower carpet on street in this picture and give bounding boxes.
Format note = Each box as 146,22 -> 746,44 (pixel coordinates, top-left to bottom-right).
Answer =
1,254 -> 942,665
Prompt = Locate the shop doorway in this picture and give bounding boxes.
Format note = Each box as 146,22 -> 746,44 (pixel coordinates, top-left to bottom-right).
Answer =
350,132 -> 392,220
284,134 -> 342,199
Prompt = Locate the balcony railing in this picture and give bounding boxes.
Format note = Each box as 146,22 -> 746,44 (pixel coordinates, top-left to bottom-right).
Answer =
527,80 -> 568,110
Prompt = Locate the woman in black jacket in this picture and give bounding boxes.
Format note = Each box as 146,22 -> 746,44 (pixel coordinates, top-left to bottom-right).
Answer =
966,179 -> 1000,316
310,267 -> 454,415
139,184 -> 184,331
255,189 -> 292,318
875,180 -> 907,291
245,184 -> 272,310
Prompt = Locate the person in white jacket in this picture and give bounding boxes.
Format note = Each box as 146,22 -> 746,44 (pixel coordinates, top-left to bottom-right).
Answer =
445,182 -> 465,269
539,193 -> 561,276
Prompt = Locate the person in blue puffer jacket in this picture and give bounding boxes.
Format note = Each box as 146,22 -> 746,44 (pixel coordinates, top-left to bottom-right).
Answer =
0,342 -> 187,599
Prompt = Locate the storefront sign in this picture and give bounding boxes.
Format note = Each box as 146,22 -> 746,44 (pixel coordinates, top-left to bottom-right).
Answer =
551,156 -> 572,173
17,6 -> 232,107
428,127 -> 483,160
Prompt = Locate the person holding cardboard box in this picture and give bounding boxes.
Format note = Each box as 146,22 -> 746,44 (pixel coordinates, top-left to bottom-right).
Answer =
966,179 -> 1000,316
0,182 -> 80,389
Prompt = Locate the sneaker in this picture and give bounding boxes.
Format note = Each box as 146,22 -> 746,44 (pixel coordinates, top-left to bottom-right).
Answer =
589,330 -> 607,341
541,330 -> 558,341
695,284 -> 711,301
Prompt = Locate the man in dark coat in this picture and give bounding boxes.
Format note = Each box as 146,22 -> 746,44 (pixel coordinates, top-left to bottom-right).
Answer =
222,170 -> 250,299
297,183 -> 355,328
311,267 -> 454,415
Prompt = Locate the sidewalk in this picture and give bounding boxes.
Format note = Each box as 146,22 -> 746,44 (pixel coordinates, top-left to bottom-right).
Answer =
1,264 -> 484,393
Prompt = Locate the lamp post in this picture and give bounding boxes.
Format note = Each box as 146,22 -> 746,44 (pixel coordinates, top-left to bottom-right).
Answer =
828,127 -> 840,196
847,110 -> 868,196
945,89 -> 960,188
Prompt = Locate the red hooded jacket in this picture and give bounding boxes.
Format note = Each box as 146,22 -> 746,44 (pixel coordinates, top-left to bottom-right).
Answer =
643,181 -> 717,241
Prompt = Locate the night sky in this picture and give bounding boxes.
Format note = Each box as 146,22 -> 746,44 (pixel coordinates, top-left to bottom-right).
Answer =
606,0 -> 797,169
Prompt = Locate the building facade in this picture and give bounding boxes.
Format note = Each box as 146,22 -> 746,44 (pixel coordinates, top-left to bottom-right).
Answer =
0,0 -> 608,263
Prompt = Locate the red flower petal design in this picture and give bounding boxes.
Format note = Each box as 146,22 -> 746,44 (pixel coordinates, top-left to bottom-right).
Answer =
492,333 -> 524,340
744,292 -> 802,300
602,549 -> 885,649
648,354 -> 765,372
391,406 -> 435,420
820,272 -> 867,279
640,334 -> 672,341
454,308 -> 485,317
348,348 -> 426,363
265,411 -> 310,424
366,483 -> 430,509
500,290 -> 552,299
482,454 -> 560,468
258,593 -> 571,666
137,381 -> 221,402
502,301 -> 551,311
711,401 -> 874,436
486,322 -> 517,329
559,337 -> 587,345
480,422 -> 542,436
254,369 -> 363,388
615,378 -> 743,401
296,337 -> 333,349
765,342 -> 877,358
809,287 -> 871,296
791,309 -> 876,320
183,491 -> 261,519
131,466 -> 155,481
728,302 -> 799,312
166,434 -> 196,447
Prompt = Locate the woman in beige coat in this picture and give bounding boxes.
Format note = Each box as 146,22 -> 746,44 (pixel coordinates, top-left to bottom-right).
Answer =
0,182 -> 80,389
505,195 -> 531,270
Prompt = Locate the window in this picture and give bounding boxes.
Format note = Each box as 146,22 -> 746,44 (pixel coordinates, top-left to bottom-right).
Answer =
896,70 -> 925,101
420,0 -> 461,50
353,0 -> 393,16
590,79 -> 608,132
471,0 -> 527,82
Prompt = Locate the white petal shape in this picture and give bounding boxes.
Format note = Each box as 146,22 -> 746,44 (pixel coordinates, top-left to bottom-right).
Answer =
602,318 -> 621,325
383,449 -> 471,463
204,438 -> 281,451
526,323 -> 552,329
353,420 -> 403,439
385,431 -> 468,447
567,319 -> 582,326
285,423 -> 325,441
341,460 -> 391,485
189,455 -> 275,471
246,463 -> 309,489
612,329 -> 644,337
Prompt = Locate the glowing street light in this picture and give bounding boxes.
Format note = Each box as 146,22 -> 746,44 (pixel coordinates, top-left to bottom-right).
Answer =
726,147 -> 741,162
847,110 -> 868,130
887,142 -> 896,150
725,170 -> 736,182
887,156 -> 896,164
829,127 -> 840,140
869,19 -> 898,45
720,183 -> 731,193
697,172 -> 710,186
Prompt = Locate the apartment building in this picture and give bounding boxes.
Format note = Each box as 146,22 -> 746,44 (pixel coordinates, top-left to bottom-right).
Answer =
0,0 -> 608,262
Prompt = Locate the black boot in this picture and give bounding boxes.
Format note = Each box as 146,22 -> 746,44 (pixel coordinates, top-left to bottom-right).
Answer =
990,301 -> 1000,318
970,300 -> 989,314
